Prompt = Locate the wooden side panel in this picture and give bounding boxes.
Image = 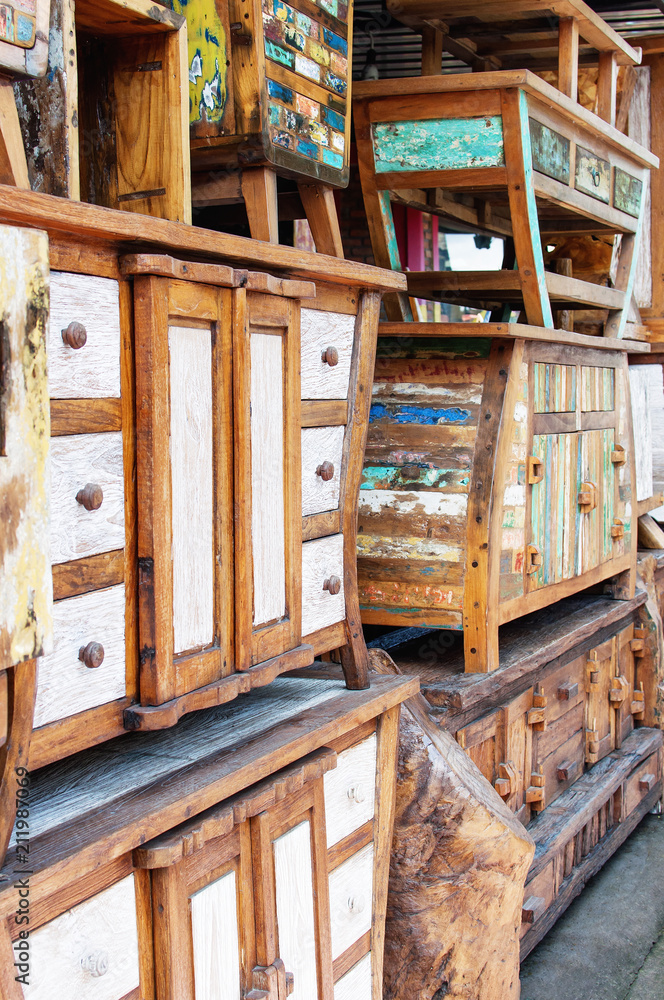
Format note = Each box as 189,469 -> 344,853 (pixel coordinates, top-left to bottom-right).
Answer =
586,636 -> 616,763
580,366 -> 614,412
579,430 -> 601,576
530,432 -> 579,589
191,869 -> 242,1000
251,332 -> 287,627
629,365 -> 654,502
273,819 -> 320,1000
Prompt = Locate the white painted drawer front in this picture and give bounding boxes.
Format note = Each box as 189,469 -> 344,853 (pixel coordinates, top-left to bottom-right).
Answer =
301,309 -> 354,400
50,432 -> 125,565
324,734 -> 377,848
329,842 -> 374,960
274,820 -> 319,1000
22,875 -> 139,1000
191,869 -> 242,1000
301,534 -> 345,637
34,585 -> 126,728
48,271 -> 121,399
334,953 -> 372,1000
302,426 -> 345,516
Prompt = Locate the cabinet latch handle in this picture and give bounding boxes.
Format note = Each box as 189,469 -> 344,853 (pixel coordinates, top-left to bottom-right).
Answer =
526,544 -> 542,575
527,455 -> 544,484
578,481 -> 598,511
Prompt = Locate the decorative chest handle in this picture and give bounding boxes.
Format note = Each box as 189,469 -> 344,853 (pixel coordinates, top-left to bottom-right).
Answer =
347,782 -> 366,804
526,544 -> 542,575
347,893 -> 366,914
62,321 -> 88,349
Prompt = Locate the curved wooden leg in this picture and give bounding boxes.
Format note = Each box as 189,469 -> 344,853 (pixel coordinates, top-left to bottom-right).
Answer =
0,659 -> 37,867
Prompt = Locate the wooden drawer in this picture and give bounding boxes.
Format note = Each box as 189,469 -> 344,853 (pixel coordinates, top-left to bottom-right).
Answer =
301,309 -> 355,400
623,751 -> 660,817
334,952 -> 372,1000
302,425 -> 345,517
540,656 -> 585,726
48,272 -> 122,399
50,432 -> 125,565
520,860 -> 555,939
324,734 -> 377,847
302,534 -> 345,637
24,875 -> 139,999
34,585 -> 126,728
329,842 -> 374,960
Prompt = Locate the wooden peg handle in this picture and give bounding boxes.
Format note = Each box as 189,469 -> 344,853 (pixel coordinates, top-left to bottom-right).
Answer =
76,483 -> 104,511
79,642 -> 105,669
316,461 -> 335,481
61,321 -> 88,349
321,345 -> 339,366
323,576 -> 341,595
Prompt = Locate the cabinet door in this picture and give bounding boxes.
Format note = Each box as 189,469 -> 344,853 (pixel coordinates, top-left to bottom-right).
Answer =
530,431 -> 579,589
135,276 -> 234,705
234,291 -> 303,669
585,636 -> 616,764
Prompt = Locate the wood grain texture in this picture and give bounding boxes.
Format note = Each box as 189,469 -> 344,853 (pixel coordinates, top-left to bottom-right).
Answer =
169,324 -> 215,653
273,819 -> 320,1000
48,272 -> 121,399
334,952 -> 372,1000
301,309 -> 355,400
191,869 -> 242,1000
629,365 -> 653,502
52,550 -> 124,601
0,659 -> 37,868
324,735 -> 377,848
23,875 -> 140,1000
302,534 -> 345,637
34,585 -> 126,729
328,842 -> 374,961
50,399 -> 122,436
302,426 -> 345,516
49,432 -> 125,565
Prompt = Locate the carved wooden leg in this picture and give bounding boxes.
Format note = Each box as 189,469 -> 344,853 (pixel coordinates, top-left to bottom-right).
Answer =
241,166 -> 279,243
0,659 -> 37,867
297,182 -> 344,258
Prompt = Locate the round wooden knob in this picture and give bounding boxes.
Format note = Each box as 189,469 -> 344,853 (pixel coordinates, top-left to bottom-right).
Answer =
347,783 -> 366,804
316,461 -> 335,482
323,576 -> 341,595
79,642 -> 105,669
81,950 -> 109,977
347,894 -> 366,914
321,345 -> 339,367
76,483 -> 104,511
61,321 -> 88,349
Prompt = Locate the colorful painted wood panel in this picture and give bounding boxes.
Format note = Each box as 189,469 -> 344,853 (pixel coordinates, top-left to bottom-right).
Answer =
372,117 -> 505,173
0,0 -> 49,76
533,363 -> 576,413
529,119 -> 570,185
168,0 -> 234,138
581,366 -> 614,411
267,75 -> 345,171
499,359 -> 528,603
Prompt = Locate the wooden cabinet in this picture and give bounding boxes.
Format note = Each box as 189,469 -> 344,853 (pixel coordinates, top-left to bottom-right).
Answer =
358,333 -> 639,671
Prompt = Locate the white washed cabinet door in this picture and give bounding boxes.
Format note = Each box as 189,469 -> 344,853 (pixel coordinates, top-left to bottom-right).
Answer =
234,291 -> 303,669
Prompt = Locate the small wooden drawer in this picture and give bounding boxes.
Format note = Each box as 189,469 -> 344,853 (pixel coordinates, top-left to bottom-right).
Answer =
623,751 -> 661,817
24,875 -> 140,999
520,859 -> 555,939
50,432 -> 125,565
334,952 -> 372,1000
301,309 -> 355,401
541,656 -> 585,726
324,734 -> 377,847
48,272 -> 122,399
329,842 -> 374,960
301,533 -> 345,637
302,425 -> 345,517
34,584 -> 126,728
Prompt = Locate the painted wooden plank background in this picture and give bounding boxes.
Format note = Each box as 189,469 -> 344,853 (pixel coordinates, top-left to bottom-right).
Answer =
533,362 -> 576,413
372,116 -> 505,173
580,365 -> 614,411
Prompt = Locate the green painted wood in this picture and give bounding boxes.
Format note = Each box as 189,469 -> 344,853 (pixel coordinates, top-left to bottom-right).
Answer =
614,168 -> 643,218
378,190 -> 402,271
375,337 -> 493,359
529,119 -> 570,185
601,428 -> 615,562
372,116 -> 505,173
575,147 -> 611,204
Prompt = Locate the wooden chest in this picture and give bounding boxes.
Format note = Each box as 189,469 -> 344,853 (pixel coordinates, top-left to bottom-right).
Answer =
0,673 -> 417,999
358,331 -> 641,672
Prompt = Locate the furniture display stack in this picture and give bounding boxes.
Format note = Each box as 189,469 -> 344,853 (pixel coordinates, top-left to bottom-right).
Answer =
348,3 -> 664,995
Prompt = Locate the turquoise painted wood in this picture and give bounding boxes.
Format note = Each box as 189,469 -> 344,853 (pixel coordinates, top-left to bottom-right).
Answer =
614,169 -> 643,218
372,116 -> 505,173
575,148 -> 611,203
529,119 -> 570,185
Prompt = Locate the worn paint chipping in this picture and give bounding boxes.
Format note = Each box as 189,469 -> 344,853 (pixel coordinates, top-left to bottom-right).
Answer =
372,116 -> 505,173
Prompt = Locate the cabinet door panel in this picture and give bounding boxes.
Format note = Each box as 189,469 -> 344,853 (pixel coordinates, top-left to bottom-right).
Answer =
329,843 -> 374,961
191,869 -> 242,1000
324,734 -> 376,848
334,953 -> 372,1000
274,820 -> 320,1000
530,432 -> 578,589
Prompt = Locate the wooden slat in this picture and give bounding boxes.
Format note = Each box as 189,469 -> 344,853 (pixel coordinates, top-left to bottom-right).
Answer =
376,321 -> 650,353
405,270 -> 625,309
50,399 -> 122,436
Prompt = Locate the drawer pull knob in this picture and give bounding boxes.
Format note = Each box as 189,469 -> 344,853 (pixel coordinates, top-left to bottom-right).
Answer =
321,345 -> 339,367
347,783 -> 366,804
323,576 -> 341,595
557,681 -> 579,701
81,950 -> 109,977
62,321 -> 88,349
316,461 -> 335,482
79,642 -> 105,669
347,894 -> 366,914
76,483 -> 104,511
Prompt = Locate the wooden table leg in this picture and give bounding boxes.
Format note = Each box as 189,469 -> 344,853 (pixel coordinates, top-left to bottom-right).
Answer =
0,660 -> 37,867
242,166 -> 280,243
297,182 -> 345,258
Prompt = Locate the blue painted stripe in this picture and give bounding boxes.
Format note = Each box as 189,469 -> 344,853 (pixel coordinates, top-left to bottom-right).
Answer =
323,28 -> 347,54
369,403 -> 472,425
322,147 -> 343,168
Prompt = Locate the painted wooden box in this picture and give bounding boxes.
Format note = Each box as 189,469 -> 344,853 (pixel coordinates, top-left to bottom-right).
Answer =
353,71 -> 658,334
358,331 -> 641,672
0,674 -> 416,1000
168,0 -> 352,188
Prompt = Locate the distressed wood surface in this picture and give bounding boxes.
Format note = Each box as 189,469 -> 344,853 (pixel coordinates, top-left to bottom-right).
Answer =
48,272 -> 121,399
0,225 -> 52,668
191,869 -> 242,1000
274,819 -> 320,1000
324,734 -> 376,847
34,584 -> 126,729
334,952 -> 371,1000
169,324 -> 215,654
629,365 -> 654,502
302,425 -> 345,516
0,0 -> 50,77
22,874 -> 140,999
301,309 -> 354,400
49,432 -> 125,565
329,841 -> 373,961
302,534 -> 345,636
